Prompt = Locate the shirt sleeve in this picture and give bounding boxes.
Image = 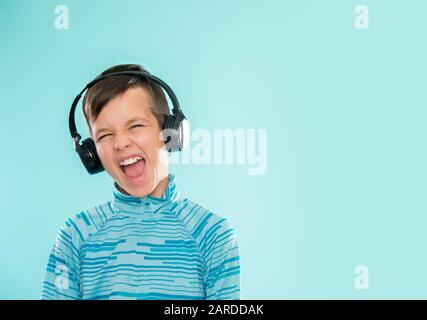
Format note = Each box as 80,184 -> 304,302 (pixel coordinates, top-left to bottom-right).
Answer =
40,224 -> 82,300
204,218 -> 241,300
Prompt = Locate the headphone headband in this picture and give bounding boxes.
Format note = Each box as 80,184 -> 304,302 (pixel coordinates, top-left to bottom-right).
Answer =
69,70 -> 184,141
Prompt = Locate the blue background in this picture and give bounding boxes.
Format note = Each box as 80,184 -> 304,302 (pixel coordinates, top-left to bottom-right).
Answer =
1,0 -> 426,299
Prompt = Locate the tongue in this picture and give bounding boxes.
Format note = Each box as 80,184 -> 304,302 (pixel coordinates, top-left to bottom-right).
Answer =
123,159 -> 145,178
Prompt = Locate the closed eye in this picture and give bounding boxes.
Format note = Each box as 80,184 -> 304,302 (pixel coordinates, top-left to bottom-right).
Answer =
130,124 -> 145,129
98,133 -> 111,141
97,124 -> 144,141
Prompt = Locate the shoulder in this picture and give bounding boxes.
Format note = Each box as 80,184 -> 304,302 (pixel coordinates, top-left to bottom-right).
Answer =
174,197 -> 238,245
54,201 -> 116,250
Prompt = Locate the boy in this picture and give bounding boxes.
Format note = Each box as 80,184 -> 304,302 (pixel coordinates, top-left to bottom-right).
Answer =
41,64 -> 241,300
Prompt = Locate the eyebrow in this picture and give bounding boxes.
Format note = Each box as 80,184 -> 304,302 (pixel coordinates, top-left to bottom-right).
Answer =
95,117 -> 149,136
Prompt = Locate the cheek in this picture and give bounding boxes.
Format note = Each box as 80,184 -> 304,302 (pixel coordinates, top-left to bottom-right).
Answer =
137,130 -> 162,149
135,132 -> 164,160
96,144 -> 114,168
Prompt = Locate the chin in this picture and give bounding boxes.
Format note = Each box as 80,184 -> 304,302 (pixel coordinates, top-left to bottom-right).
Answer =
120,178 -> 151,196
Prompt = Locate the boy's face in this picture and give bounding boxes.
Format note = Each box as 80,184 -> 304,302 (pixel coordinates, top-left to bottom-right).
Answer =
90,87 -> 168,197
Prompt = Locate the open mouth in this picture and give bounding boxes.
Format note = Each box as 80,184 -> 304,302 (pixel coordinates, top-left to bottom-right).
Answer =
119,156 -> 146,180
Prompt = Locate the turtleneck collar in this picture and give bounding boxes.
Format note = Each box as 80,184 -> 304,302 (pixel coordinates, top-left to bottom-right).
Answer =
111,173 -> 181,214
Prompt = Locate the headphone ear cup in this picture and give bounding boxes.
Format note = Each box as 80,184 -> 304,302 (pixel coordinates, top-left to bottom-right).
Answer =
163,115 -> 179,153
78,138 -> 104,174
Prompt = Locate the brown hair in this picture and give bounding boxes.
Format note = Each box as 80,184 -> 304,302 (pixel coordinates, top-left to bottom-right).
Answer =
82,64 -> 170,135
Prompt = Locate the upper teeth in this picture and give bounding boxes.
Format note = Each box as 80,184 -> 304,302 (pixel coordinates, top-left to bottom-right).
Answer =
120,156 -> 143,167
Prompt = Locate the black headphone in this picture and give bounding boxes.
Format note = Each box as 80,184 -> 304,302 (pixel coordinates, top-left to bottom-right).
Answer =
68,70 -> 189,175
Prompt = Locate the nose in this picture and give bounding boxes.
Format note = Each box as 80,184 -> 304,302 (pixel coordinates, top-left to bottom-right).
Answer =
113,134 -> 132,151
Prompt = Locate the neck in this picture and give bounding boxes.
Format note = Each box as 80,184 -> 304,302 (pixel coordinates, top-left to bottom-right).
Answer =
149,174 -> 170,198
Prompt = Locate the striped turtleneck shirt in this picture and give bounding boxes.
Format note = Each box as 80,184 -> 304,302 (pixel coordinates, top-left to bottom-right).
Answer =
41,173 -> 241,300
